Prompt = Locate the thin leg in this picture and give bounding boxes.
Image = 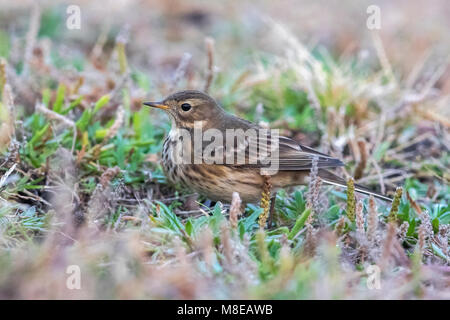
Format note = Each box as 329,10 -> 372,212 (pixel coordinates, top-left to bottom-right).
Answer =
240,202 -> 247,214
267,192 -> 277,228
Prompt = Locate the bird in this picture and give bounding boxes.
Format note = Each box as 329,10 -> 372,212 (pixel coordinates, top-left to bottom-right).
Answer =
144,90 -> 391,205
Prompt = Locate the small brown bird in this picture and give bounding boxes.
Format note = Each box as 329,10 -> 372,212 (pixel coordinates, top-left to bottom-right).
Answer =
144,90 -> 391,204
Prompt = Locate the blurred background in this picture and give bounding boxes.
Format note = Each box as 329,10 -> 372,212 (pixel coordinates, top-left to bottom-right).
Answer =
2,0 -> 450,95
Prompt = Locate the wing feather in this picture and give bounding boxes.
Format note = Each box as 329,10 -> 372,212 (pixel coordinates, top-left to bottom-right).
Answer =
203,130 -> 345,170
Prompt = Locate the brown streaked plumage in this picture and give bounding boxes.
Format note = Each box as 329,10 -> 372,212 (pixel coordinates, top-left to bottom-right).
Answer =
144,90 -> 392,203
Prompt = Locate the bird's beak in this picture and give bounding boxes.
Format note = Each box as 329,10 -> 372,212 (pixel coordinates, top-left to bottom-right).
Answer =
143,101 -> 170,110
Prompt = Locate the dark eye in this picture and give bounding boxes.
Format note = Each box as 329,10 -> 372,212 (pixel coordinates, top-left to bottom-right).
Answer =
181,103 -> 191,112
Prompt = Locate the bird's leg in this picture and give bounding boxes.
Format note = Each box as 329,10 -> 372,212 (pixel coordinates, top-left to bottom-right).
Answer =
240,202 -> 247,214
267,191 -> 277,228
258,175 -> 272,229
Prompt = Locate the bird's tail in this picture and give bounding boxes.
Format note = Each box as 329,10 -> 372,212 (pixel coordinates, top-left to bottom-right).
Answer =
318,169 -> 392,202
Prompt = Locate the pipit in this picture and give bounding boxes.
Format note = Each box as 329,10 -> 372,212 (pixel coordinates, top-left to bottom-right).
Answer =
144,90 -> 391,206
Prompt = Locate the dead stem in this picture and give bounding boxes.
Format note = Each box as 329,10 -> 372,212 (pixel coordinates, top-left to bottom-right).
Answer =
204,37 -> 215,93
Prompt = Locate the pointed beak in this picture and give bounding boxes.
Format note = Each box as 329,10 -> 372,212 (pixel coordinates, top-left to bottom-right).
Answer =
143,101 -> 170,110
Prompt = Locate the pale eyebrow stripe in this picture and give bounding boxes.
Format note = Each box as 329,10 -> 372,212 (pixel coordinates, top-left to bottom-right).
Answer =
184,98 -> 203,106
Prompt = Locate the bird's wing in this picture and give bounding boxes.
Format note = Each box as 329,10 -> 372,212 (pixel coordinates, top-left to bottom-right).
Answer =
271,136 -> 344,170
201,129 -> 344,170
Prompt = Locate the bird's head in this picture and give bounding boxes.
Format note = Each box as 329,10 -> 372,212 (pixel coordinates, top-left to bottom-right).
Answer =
144,90 -> 225,129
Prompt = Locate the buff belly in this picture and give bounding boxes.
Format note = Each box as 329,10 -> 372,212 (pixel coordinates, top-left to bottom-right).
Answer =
163,161 -> 309,203
161,136 -> 309,203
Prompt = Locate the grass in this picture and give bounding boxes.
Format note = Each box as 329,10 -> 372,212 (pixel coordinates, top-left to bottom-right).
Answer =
0,1 -> 448,299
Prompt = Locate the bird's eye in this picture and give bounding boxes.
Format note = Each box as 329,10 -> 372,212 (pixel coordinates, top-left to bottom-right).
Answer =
180,103 -> 191,112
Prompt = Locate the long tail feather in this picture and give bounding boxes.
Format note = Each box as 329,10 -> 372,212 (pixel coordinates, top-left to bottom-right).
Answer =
318,170 -> 392,202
